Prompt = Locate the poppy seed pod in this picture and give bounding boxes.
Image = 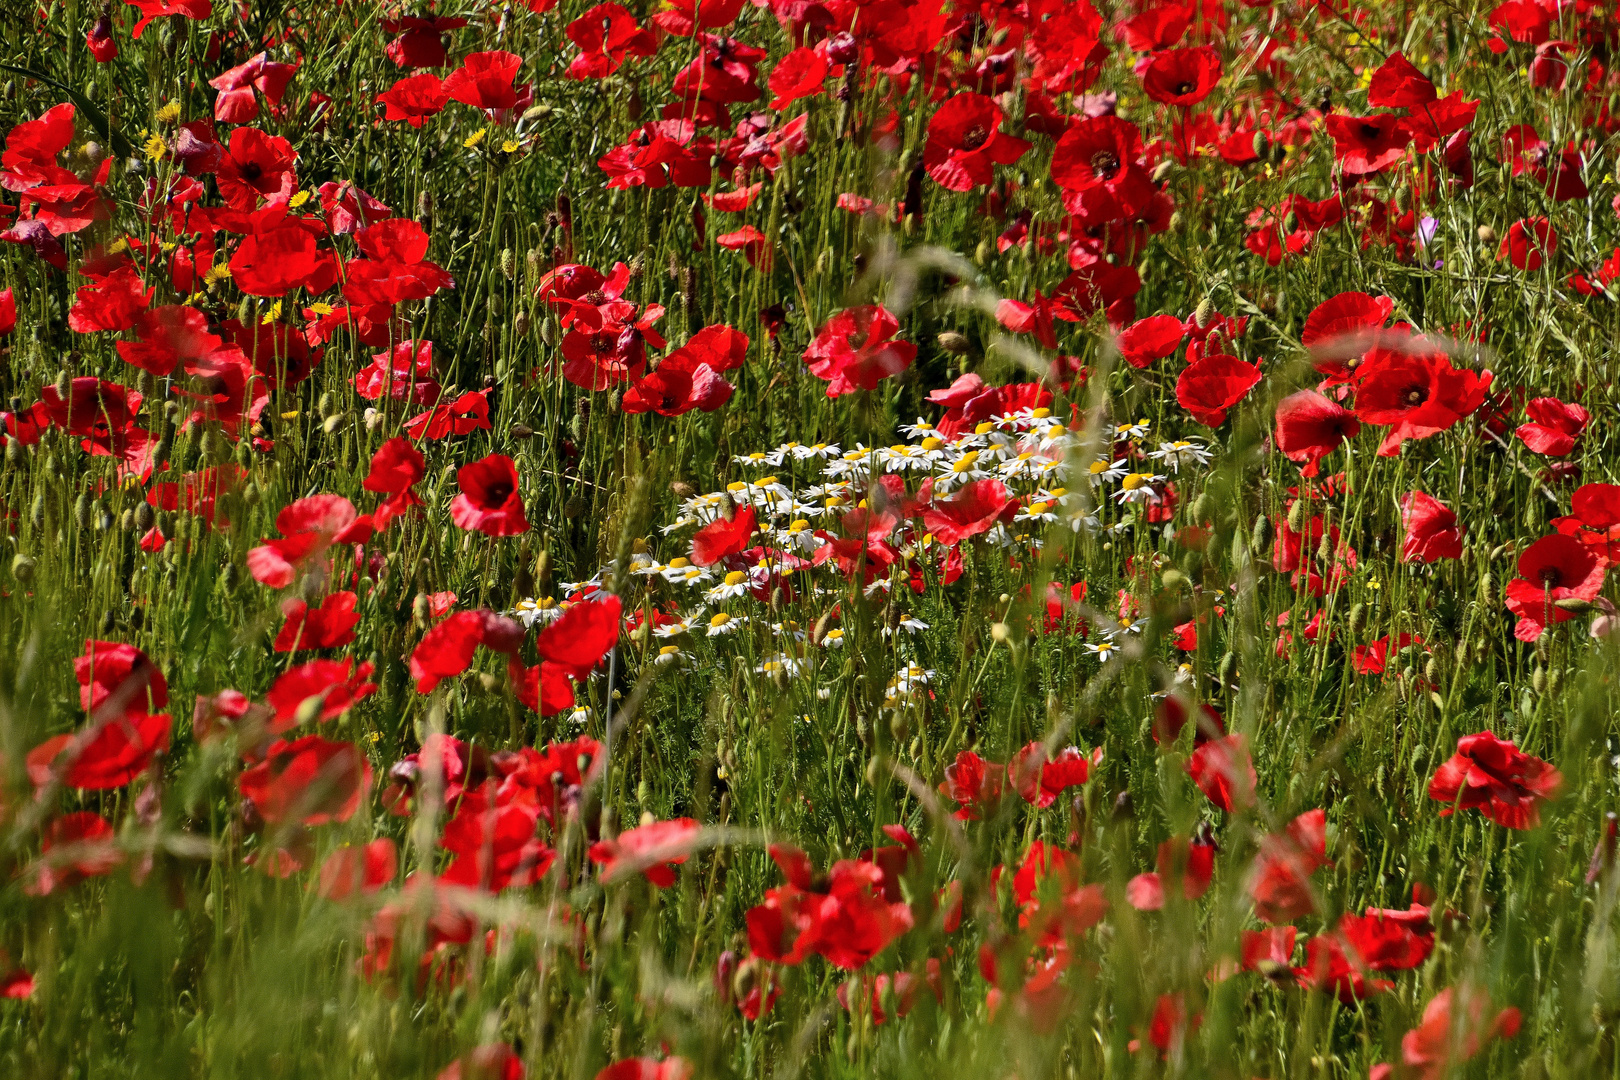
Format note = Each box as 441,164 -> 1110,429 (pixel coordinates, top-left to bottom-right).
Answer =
134,502 -> 156,532
1287,499 -> 1307,533
1347,603 -> 1367,634
1251,514 -> 1271,551
11,553 -> 35,582
937,331 -> 970,354
501,248 -> 515,279
1218,651 -> 1238,684
514,309 -> 530,337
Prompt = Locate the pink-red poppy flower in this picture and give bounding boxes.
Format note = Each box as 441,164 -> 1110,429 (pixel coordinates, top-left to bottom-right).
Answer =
1275,390 -> 1360,475
265,658 -> 379,731
450,454 -> 529,536
318,838 -> 398,900
1400,491 -> 1463,563
536,594 -> 623,679
443,51 -> 523,111
1186,733 -> 1257,812
1176,353 -> 1260,427
1515,396 -> 1589,456
922,479 -> 1019,546
239,736 -> 371,827
589,817 -> 702,886
1141,46 -> 1223,106
1428,731 -> 1561,829
923,93 -> 1032,192
26,711 -> 172,790
1504,532 -> 1606,639
1500,216 -> 1557,270
1248,808 -> 1330,923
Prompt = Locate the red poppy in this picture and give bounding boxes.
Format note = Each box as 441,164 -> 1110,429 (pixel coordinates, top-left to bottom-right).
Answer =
1291,934 -> 1393,1003
1176,353 -> 1260,427
566,4 -> 660,80
440,797 -> 554,892
1248,808 -> 1330,923
443,51 -> 523,111
923,93 -> 1031,192
1126,834 -> 1216,910
382,15 -> 469,69
1353,348 -> 1491,455
274,592 -> 361,652
922,479 -> 1018,546
355,341 -> 440,404
1275,390 -> 1360,474
265,659 -> 379,730
1300,291 -> 1395,360
1500,216 -> 1557,270
318,838 -> 398,900
1338,911 -> 1433,971
1007,742 -> 1091,808
1186,733 -> 1256,812
68,265 -> 152,333
595,1059 -> 691,1080
939,749 -> 1005,820
216,127 -> 298,211
589,817 -> 701,885
27,812 -> 122,895
1323,113 -> 1412,177
1141,46 -> 1223,106
1367,51 -> 1436,108
438,1044 -> 526,1080
238,735 -> 371,826
622,351 -> 734,415
508,660 -> 576,716
1400,491 -> 1463,563
536,594 -> 623,678
377,73 -> 450,127
1428,731 -> 1561,829
766,47 -> 828,109
450,454 -> 529,536
410,610 -> 525,693
1515,396 -> 1589,456
746,846 -> 913,969
1240,926 -> 1296,974
116,305 -> 221,377
246,494 -> 369,588
1050,115 -> 1148,202
0,287 -> 13,335
363,436 -> 426,502
1504,533 -> 1606,639
406,390 -> 493,441
691,505 -> 757,565
75,638 -> 168,717
1115,314 -> 1183,368
208,53 -> 298,124
650,0 -> 744,33
1398,986 -> 1521,1080
229,218 -> 334,299
27,711 -> 172,790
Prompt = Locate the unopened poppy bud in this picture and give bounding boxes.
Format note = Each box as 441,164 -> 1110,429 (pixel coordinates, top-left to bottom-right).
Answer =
73,493 -> 91,531
54,369 -> 71,400
1532,666 -> 1546,694
10,553 -> 35,582
1555,596 -> 1592,613
1477,225 -> 1496,243
1190,492 -> 1212,523
1152,159 -> 1175,183
4,439 -> 26,468
1478,571 -> 1494,597
412,592 -> 432,627
135,502 -> 156,532
1287,499 -> 1307,533
156,511 -> 174,540
671,480 -> 694,497
975,237 -> 993,264
1193,298 -> 1213,328
1250,514 -> 1271,552
119,509 -> 136,532
1112,789 -> 1134,821
322,413 -> 345,435
510,423 -> 533,439
500,247 -> 515,279
318,392 -> 338,419
1218,650 -> 1238,684
514,310 -> 530,337
1161,568 -> 1187,591
1424,656 -> 1442,682
1347,603 -> 1366,634
937,331 -> 970,354
30,491 -> 45,530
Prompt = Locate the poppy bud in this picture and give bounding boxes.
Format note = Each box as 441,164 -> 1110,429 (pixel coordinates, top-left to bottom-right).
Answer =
54,369 -> 71,401
526,247 -> 541,278
10,553 -> 35,582
1112,789 -> 1134,821
4,439 -> 26,468
322,413 -> 345,435
1477,225 -> 1496,243
1287,499 -> 1307,533
1347,603 -> 1366,634
1190,492 -> 1213,523
73,493 -> 91,531
500,248 -> 515,279
30,491 -> 45,530
1193,298 -> 1213,328
1532,666 -> 1546,694
119,509 -> 136,532
96,505 -> 115,532
514,310 -> 530,337
1424,656 -> 1442,682
1478,572 -> 1493,598
1554,596 -> 1592,613
157,512 -> 174,541
1218,650 -> 1238,684
1152,159 -> 1175,183
671,481 -> 694,498
1250,514 -> 1270,552
135,502 -> 156,533
937,331 -> 970,354
1161,568 -> 1187,592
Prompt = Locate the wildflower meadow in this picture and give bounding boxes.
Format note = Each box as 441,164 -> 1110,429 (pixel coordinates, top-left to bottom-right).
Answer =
2,0 -> 1620,1076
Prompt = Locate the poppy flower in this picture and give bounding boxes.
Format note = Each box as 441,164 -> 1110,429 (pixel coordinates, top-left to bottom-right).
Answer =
691,505 -> 757,565
535,594 -> 623,680
229,219 -> 334,298
363,436 -> 426,500
274,591 -> 361,651
622,352 -> 735,416
377,73 -> 450,127
246,494 -> 370,588
746,848 -> 913,969
67,265 -> 152,333
75,639 -> 168,717
1367,51 -> 1436,107
1275,390 -> 1360,474
26,711 -> 172,790
1500,216 -> 1557,270
216,127 -> 298,211
566,4 -> 660,80
1338,911 -> 1433,971
1125,835 -> 1216,910
0,287 -> 13,335
1300,291 -> 1395,363
208,53 -> 298,124
26,813 -> 122,895
595,1059 -> 692,1080
1115,314 -> 1183,368
239,736 -> 370,828
116,305 -> 221,377
939,750 -> 1004,820
406,390 -> 493,440
923,93 -> 1032,192
266,658 -> 378,730
1007,742 -> 1091,807
440,794 -> 555,892
1428,731 -> 1561,829
450,454 -> 528,537
381,15 -> 469,69
1400,491 -> 1463,563
410,610 -> 525,693
1050,115 -> 1145,194
1515,396 -> 1589,456
318,838 -> 398,900
1186,733 -> 1257,812
589,817 -> 701,885
443,51 -> 523,111
1141,46 -> 1223,106
1323,113 -> 1412,176
766,47 -> 828,109
1398,986 -> 1521,1080
438,1044 -> 526,1080
1240,926 -> 1296,974
127,0 -> 212,38
1247,808 -> 1330,923
1353,348 -> 1491,455
1292,934 -> 1393,1003
1504,532 -> 1606,639
1176,353 -> 1260,427
922,479 -> 1019,546
508,660 -> 576,716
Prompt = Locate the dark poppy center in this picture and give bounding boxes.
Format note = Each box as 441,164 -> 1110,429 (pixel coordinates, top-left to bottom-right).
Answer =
584,290 -> 607,305
1540,566 -> 1563,586
848,330 -> 868,348
1174,81 -> 1196,95
483,480 -> 514,506
1359,123 -> 1383,141
1089,150 -> 1120,179
961,126 -> 989,151
1403,386 -> 1428,407
240,161 -> 263,182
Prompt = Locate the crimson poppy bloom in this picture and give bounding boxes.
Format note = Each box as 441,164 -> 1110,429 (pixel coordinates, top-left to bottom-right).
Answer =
1500,216 -> 1557,270
1367,51 -> 1436,107
1300,291 -> 1395,362
439,798 -> 555,892
437,1044 -> 526,1080
507,660 -> 576,716
535,594 -> 623,678
318,838 -> 398,900
1176,353 -> 1260,427
1338,911 -> 1433,971
922,479 -> 1019,546
216,127 -> 298,211
923,93 -> 1032,192
1292,934 -> 1393,1003
1115,314 -> 1183,368
1515,396 -> 1589,456
1353,348 -> 1491,455
27,711 -> 172,790
377,73 -> 450,127
589,817 -> 701,885
382,15 -> 469,68
1275,390 -> 1360,475
67,265 -> 152,333
26,813 -> 122,896
746,846 -> 914,969
1400,491 -> 1463,563
766,47 -> 828,109
691,505 -> 757,565
1141,46 -> 1223,106
410,610 -> 525,692
265,658 -> 378,730
450,454 -> 528,536
363,436 -> 426,502
1186,733 -> 1257,812
595,1059 -> 691,1080
1428,731 -> 1561,829
239,736 -> 371,826
1247,809 -> 1330,923
939,749 -> 1005,819
1504,532 -> 1606,639
1397,986 -> 1521,1080
1007,742 -> 1091,807
443,51 -> 523,110
1323,113 -> 1412,176
274,592 -> 361,652
75,639 -> 168,716
1126,834 -> 1216,910
566,4 -> 660,80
